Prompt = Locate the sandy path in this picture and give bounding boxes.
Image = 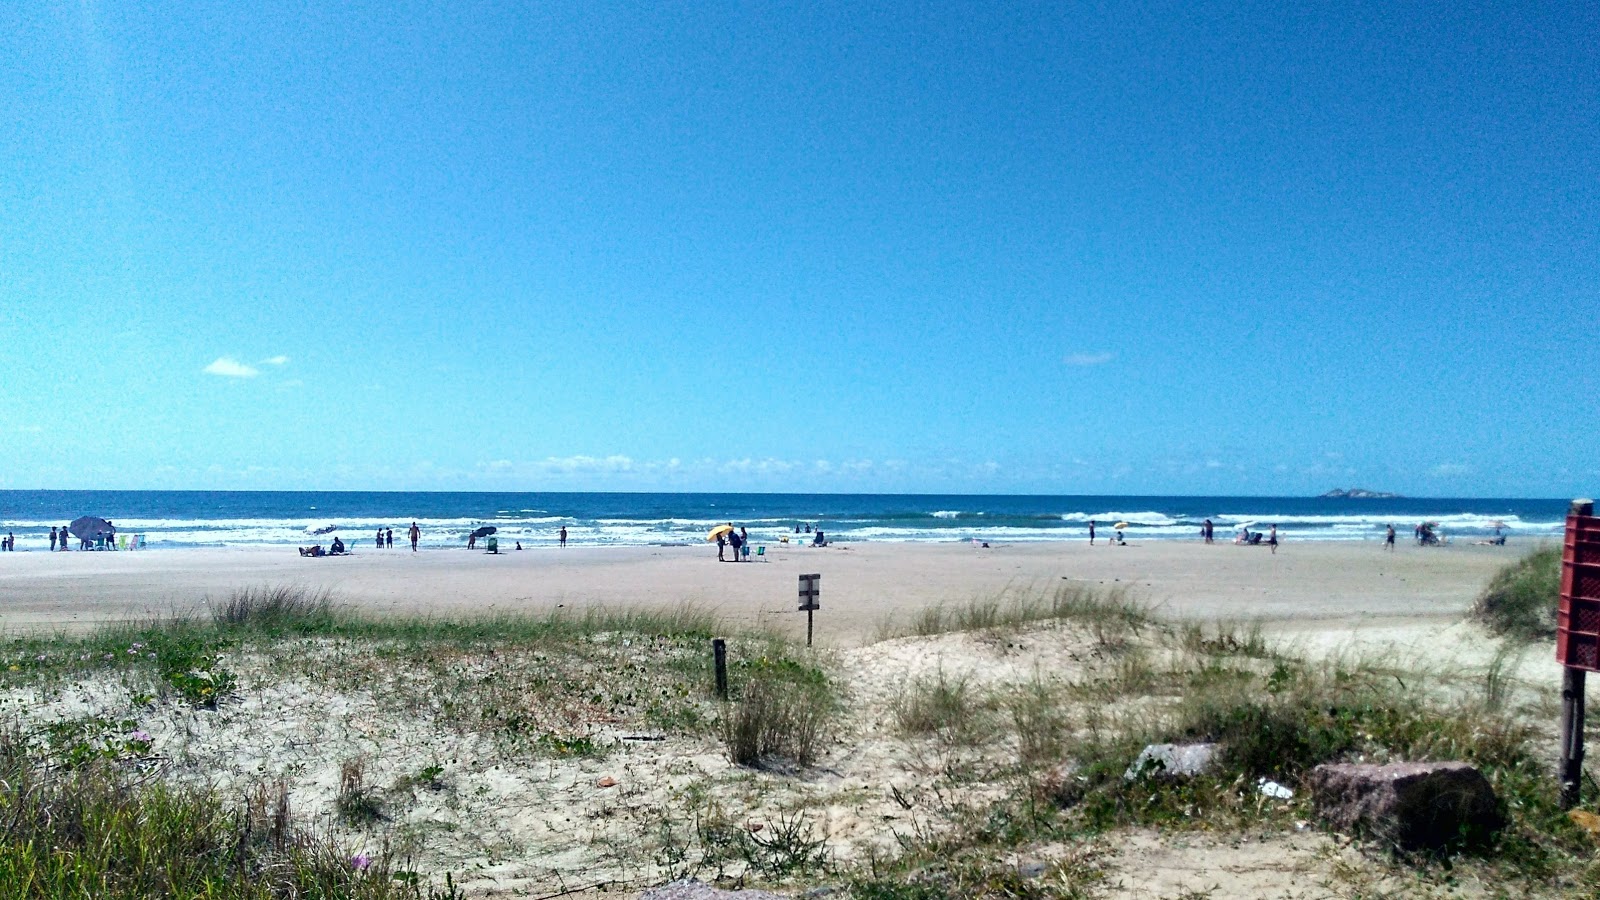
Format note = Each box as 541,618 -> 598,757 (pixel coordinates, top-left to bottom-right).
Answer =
0,539 -> 1522,645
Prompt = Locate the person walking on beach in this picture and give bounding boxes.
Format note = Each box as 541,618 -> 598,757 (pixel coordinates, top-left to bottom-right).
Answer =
1089,521 -> 1096,545
1385,524 -> 1396,551
49,527 -> 57,552
408,522 -> 420,552
559,526 -> 567,548
1202,519 -> 1214,544
386,528 -> 393,549
1268,524 -> 1278,554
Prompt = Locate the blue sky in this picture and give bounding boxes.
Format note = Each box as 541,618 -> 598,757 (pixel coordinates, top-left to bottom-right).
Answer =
1,1 -> 1595,496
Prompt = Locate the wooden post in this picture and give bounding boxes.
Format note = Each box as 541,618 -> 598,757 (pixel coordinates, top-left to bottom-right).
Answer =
1562,668 -> 1586,809
712,638 -> 727,700
1560,498 -> 1594,810
798,574 -> 821,648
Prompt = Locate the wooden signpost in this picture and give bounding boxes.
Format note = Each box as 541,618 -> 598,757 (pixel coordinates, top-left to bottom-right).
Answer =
799,573 -> 821,647
712,638 -> 728,700
1558,498 -> 1597,809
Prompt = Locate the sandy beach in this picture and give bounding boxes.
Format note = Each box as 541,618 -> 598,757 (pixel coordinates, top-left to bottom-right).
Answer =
1,535 -> 1571,897
0,538 -> 1522,643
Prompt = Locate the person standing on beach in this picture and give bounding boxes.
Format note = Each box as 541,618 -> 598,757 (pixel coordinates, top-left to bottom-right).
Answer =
1268,524 -> 1278,554
717,533 -> 726,561
559,526 -> 567,548
1385,524 -> 1396,551
49,527 -> 57,552
1202,519 -> 1214,544
408,522 -> 420,552
729,529 -> 743,561
376,529 -> 384,550
1089,521 -> 1096,545
386,528 -> 393,549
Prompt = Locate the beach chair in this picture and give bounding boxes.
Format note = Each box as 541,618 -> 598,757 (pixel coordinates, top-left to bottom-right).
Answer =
756,545 -> 766,560
134,534 -> 146,550
119,535 -> 129,550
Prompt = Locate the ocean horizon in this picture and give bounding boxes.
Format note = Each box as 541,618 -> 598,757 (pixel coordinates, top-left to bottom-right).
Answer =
0,490 -> 1570,551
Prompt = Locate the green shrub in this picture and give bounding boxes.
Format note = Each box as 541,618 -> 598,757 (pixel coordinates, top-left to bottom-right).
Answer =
212,584 -> 337,632
719,659 -> 835,766
1473,546 -> 1560,640
0,730 -> 456,899
891,668 -> 982,741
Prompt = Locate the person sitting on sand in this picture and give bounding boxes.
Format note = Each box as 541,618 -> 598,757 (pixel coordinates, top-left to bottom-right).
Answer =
299,545 -> 326,557
811,530 -> 826,547
329,536 -> 346,555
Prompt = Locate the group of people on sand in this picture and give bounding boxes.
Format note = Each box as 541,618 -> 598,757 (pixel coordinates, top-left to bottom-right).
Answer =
300,535 -> 347,557
1086,521 -> 1125,546
302,522 -> 420,557
718,526 -> 751,562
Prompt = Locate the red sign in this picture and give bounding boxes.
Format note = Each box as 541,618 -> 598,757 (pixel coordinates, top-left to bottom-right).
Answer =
1557,513 -> 1600,671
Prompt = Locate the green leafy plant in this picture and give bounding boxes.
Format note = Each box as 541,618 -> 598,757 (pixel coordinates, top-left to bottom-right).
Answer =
1473,546 -> 1560,640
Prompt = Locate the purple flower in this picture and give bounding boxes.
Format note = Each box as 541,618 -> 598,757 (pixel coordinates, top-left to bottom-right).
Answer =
129,730 -> 151,744
127,648 -> 138,655
350,853 -> 372,872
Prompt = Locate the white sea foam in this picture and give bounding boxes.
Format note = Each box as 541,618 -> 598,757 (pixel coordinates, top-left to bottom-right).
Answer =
0,504 -> 1563,550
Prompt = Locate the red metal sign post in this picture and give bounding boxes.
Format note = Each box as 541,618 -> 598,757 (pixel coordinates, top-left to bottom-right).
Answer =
1558,498 -> 1598,809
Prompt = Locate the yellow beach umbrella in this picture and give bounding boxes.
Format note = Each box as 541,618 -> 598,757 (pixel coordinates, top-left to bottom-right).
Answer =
707,523 -> 736,542
1113,522 -> 1130,530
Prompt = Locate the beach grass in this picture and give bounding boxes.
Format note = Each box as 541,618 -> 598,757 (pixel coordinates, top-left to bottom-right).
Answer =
879,583 -> 1152,641
1472,545 -> 1561,640
0,728 -> 459,899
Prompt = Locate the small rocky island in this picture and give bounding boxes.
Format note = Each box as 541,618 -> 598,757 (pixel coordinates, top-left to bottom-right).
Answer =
1321,488 -> 1402,499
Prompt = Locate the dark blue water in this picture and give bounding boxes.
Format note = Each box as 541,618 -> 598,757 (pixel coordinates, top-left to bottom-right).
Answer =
0,491 -> 1569,550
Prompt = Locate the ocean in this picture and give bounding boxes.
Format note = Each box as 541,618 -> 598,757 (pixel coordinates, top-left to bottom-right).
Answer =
0,491 -> 1570,551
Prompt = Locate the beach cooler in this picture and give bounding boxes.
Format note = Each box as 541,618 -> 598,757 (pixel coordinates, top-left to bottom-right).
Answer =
486,537 -> 498,554
1557,512 -> 1600,670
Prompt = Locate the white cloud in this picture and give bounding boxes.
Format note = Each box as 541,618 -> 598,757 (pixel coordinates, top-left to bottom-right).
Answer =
1430,462 -> 1473,478
204,357 -> 259,378
539,455 -> 636,474
1064,352 -> 1114,367
261,355 -> 290,366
